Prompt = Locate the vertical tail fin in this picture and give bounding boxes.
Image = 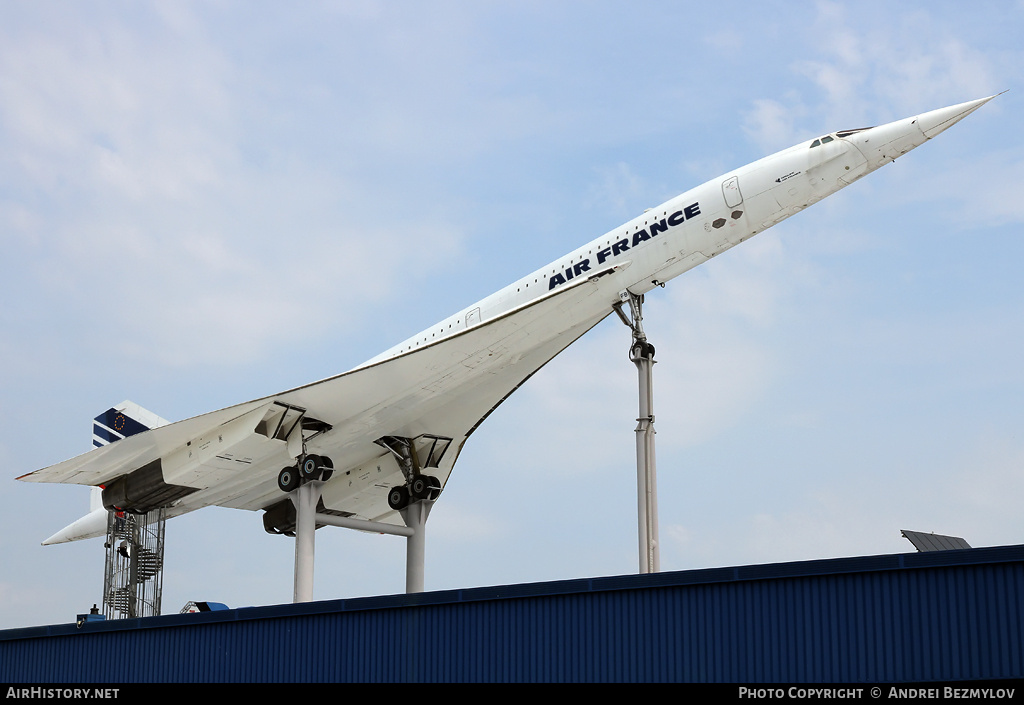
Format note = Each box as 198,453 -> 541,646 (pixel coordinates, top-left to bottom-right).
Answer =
43,401 -> 172,545
92,400 -> 169,448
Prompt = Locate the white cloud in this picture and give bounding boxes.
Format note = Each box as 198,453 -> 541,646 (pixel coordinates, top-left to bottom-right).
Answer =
0,6 -> 476,371
584,162 -> 648,219
910,149 -> 1024,227
704,29 -> 744,55
429,502 -> 503,543
742,98 -> 805,152
663,429 -> 1024,572
739,1 -> 1003,154
802,2 -> 998,121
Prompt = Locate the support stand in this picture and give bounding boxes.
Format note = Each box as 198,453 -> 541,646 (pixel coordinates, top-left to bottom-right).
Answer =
400,499 -> 434,594
613,290 -> 660,574
292,481 -> 323,603
290,481 -> 434,602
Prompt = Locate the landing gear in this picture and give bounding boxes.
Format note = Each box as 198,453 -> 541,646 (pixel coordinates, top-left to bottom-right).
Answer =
375,435 -> 448,512
389,474 -> 439,510
411,475 -> 440,500
271,433 -> 452,601
388,485 -> 410,510
300,455 -> 320,480
279,454 -> 334,493
319,456 -> 334,482
278,466 -> 300,493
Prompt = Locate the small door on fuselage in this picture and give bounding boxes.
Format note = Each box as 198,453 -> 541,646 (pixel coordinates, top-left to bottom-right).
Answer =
722,176 -> 743,208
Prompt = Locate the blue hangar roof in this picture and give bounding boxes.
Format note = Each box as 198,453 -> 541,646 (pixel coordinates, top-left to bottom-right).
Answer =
2,543 -> 1023,682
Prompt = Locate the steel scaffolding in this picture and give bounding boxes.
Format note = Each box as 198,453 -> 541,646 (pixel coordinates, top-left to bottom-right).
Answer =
102,508 -> 165,619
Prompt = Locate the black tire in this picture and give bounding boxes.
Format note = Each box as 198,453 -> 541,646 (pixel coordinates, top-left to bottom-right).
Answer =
388,485 -> 409,510
425,475 -> 441,500
411,476 -> 430,500
319,456 -> 334,482
278,467 -> 300,493
300,455 -> 321,480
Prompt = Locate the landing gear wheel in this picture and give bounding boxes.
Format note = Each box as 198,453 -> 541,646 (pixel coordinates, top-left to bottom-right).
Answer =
388,485 -> 409,511
320,456 -> 334,482
411,475 -> 431,500
300,455 -> 322,481
631,341 -> 656,360
278,467 -> 300,493
426,475 -> 441,500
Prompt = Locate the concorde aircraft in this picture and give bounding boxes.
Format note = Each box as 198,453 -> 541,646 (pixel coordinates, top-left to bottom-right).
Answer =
20,96 -> 995,593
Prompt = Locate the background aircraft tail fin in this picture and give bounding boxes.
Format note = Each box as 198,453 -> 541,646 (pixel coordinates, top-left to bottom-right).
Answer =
91,400 -> 170,449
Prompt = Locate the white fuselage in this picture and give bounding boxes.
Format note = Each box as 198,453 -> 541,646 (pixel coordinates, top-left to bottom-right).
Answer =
369,135 -> 867,365
369,95 -> 992,366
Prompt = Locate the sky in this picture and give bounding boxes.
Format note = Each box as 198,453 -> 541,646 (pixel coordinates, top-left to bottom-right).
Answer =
1,1 -> 1022,630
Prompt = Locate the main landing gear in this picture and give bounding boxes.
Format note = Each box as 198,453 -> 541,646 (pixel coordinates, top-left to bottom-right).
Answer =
376,435 -> 447,511
278,454 -> 334,493
387,475 -> 440,510
270,434 -> 453,602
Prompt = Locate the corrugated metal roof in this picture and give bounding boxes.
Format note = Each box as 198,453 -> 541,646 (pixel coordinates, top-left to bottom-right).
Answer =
2,544 -> 1022,682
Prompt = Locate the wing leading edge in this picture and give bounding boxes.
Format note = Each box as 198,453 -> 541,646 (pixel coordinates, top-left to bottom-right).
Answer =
21,263 -> 627,535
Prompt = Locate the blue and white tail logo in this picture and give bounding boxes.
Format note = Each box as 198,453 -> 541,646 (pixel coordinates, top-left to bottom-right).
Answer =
92,400 -> 169,448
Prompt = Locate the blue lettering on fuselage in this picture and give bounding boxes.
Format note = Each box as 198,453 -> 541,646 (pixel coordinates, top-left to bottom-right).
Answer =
549,201 -> 701,290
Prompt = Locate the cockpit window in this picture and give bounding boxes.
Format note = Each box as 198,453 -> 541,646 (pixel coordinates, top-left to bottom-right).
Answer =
810,139 -> 821,148
820,135 -> 834,144
836,127 -> 873,138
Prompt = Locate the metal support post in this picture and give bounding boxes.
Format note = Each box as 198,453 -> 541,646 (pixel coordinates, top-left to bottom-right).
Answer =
400,499 -> 433,593
292,481 -> 323,603
614,290 -> 660,574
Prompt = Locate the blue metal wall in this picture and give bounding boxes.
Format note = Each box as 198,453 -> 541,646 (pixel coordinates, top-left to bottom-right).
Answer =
2,545 -> 1022,682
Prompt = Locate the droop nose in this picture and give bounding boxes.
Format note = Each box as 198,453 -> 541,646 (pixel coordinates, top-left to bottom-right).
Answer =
915,95 -> 998,138
845,95 -> 998,168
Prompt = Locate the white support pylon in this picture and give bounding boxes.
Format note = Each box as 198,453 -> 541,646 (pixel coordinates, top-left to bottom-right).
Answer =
292,481 -> 323,603
400,498 -> 433,593
614,290 -> 660,574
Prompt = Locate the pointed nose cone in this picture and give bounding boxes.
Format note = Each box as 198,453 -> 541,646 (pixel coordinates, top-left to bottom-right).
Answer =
844,94 -> 998,170
915,94 -> 999,139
